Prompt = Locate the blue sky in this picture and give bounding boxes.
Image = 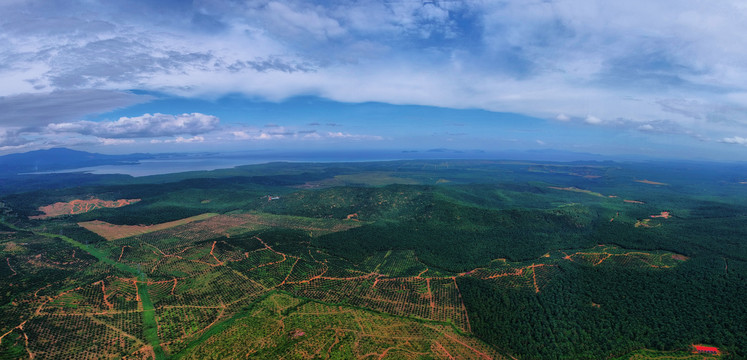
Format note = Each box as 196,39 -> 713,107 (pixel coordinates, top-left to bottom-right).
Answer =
1,1 -> 747,160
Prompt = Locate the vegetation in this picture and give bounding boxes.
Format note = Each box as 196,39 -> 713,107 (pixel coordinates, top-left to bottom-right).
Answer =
1,159 -> 746,359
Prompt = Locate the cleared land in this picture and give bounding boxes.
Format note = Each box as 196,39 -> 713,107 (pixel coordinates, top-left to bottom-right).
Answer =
30,198 -> 140,219
634,179 -> 670,186
547,186 -> 605,197
78,213 -> 218,241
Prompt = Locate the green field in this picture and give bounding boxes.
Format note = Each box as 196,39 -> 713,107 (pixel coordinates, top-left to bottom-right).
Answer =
1,160 -> 745,359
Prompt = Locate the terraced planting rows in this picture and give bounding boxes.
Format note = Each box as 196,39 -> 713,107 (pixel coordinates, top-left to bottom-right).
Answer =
0,231 -> 151,359
177,292 -> 505,359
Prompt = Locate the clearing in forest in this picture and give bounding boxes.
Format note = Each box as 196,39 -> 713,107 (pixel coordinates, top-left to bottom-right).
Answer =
231,212 -> 362,235
78,213 -> 218,240
634,179 -> 669,186
30,198 -> 140,219
635,219 -> 658,228
650,211 -> 671,219
547,186 -> 605,197
560,245 -> 685,269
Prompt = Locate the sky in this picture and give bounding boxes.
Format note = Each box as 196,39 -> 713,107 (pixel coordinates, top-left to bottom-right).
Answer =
1,0 -> 747,160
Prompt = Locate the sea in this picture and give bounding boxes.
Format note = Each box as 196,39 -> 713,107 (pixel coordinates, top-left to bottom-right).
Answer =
26,150 -> 491,177
23,149 -> 611,177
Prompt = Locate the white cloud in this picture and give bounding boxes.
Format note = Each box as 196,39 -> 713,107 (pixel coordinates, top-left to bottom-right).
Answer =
556,114 -> 570,121
637,124 -> 654,131
2,0 -> 747,154
303,132 -> 321,139
232,131 -> 253,140
264,2 -> 346,40
98,138 -> 135,145
585,115 -> 602,125
47,113 -> 219,138
231,128 -> 382,141
720,136 -> 747,145
231,129 -> 288,140
151,136 -> 205,144
326,132 -> 383,140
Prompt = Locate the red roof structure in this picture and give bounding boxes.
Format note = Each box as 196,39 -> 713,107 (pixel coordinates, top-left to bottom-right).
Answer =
693,345 -> 721,355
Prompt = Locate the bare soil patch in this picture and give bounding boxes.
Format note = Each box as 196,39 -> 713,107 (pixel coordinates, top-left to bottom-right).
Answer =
635,179 -> 669,186
31,198 -> 140,219
547,186 -> 604,197
78,213 -> 217,241
624,200 -> 645,204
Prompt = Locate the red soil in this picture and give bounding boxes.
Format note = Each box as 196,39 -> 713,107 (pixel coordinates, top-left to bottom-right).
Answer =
432,341 -> 455,359
6,258 -> 17,276
531,264 -> 539,293
624,199 -> 645,204
209,241 -> 224,265
31,198 -> 140,219
650,211 -> 671,219
441,333 -> 491,360
345,213 -> 360,221
96,280 -> 114,310
427,278 -> 436,310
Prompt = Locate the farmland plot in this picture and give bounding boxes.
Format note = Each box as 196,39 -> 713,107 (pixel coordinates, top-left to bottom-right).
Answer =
178,292 -> 506,360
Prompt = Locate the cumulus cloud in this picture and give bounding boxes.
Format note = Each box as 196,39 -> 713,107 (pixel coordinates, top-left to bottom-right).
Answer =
231,128 -> 381,141
720,136 -> 747,145
99,138 -> 135,146
556,114 -> 570,121
585,115 -> 602,125
150,136 -> 205,144
47,113 -> 219,138
326,132 -> 383,140
232,130 -> 287,140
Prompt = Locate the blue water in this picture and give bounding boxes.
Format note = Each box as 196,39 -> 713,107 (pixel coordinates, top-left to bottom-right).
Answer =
24,151 -> 421,177
23,149 -> 608,177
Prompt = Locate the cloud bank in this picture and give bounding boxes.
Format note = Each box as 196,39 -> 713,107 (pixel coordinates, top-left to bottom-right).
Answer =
47,113 -> 219,138
1,0 -> 747,155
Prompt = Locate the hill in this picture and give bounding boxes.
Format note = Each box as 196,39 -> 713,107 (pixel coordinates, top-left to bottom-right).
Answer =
0,147 -> 150,177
